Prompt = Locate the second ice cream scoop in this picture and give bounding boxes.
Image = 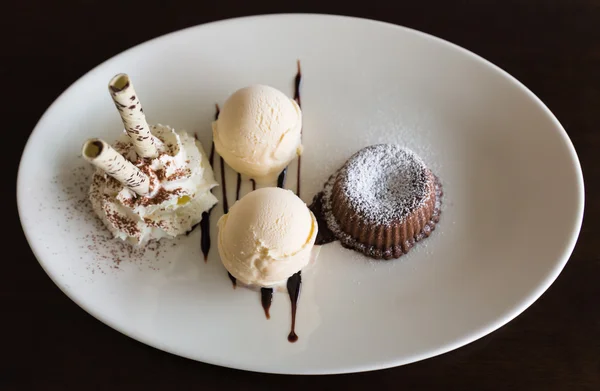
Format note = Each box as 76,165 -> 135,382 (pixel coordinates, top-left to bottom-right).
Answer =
217,187 -> 317,287
213,85 -> 302,183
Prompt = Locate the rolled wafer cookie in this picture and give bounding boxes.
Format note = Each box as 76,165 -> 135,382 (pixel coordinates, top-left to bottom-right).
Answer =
82,138 -> 150,195
108,74 -> 158,158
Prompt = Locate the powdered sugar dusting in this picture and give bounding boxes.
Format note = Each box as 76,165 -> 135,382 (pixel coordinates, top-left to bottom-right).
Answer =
309,144 -> 443,259
331,145 -> 431,225
304,101 -> 445,203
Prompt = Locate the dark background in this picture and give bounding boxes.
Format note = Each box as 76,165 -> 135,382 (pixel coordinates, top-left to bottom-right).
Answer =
4,0 -> 599,389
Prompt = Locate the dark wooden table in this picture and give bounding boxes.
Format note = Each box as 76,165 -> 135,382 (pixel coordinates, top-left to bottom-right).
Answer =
5,1 -> 599,389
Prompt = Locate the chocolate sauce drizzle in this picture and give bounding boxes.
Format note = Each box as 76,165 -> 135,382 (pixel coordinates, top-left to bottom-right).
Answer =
308,191 -> 337,245
250,179 -> 256,191
199,107 -> 220,261
294,60 -> 303,198
294,60 -> 302,107
209,139 -> 215,165
215,104 -> 234,284
260,288 -> 273,319
236,173 -> 242,201
282,61 -> 304,342
277,168 -> 287,188
200,210 -> 211,262
227,272 -> 237,289
287,271 -> 302,342
219,158 -> 229,215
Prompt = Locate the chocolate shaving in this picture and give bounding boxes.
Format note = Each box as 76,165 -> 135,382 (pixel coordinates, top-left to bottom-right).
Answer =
166,168 -> 191,181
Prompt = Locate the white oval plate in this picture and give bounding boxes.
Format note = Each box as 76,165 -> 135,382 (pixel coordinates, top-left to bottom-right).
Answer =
17,14 -> 584,374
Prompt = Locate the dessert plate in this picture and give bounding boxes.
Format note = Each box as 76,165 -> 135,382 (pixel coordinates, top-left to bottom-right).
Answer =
17,14 -> 584,374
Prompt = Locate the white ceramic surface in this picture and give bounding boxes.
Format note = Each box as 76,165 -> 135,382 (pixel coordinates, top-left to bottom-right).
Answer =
17,14 -> 584,374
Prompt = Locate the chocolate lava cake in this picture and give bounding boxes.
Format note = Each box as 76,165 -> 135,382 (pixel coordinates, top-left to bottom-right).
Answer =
320,144 -> 442,259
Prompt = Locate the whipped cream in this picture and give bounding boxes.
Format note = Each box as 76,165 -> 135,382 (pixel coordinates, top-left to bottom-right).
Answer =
89,124 -> 218,244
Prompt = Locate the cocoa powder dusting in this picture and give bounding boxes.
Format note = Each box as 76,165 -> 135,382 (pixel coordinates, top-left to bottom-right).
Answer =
105,210 -> 140,237
139,187 -> 182,206
154,169 -> 166,181
166,168 -> 191,181
49,166 -> 179,277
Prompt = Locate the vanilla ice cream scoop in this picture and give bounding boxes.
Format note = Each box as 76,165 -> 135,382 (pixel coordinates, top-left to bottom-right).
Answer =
213,85 -> 302,184
217,187 -> 317,287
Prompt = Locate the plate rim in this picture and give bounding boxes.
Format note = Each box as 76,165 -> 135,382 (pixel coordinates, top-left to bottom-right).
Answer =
16,13 -> 585,374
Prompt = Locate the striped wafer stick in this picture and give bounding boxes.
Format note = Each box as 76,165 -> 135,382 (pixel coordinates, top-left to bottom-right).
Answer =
108,74 -> 158,158
82,138 -> 150,195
